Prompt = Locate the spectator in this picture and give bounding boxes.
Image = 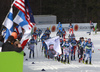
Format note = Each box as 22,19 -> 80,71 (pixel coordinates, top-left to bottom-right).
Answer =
2,36 -> 22,52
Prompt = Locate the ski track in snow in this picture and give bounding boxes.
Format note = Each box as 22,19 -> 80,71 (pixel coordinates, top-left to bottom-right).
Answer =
23,31 -> 100,72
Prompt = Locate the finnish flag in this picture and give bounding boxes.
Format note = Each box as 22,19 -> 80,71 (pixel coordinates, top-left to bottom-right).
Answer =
2,7 -> 13,42
13,11 -> 31,49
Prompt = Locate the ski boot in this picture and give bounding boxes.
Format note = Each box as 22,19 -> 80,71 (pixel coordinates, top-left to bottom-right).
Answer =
29,54 -> 31,59
79,59 -> 80,63
85,60 -> 88,64
78,54 -> 79,58
74,55 -> 75,60
61,58 -> 63,63
82,59 -> 84,63
67,59 -> 70,64
57,57 -> 60,62
89,61 -> 91,64
63,59 -> 66,64
71,56 -> 73,61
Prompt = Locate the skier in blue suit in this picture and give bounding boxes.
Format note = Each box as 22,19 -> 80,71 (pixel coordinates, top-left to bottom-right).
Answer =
84,38 -> 94,64
57,22 -> 62,31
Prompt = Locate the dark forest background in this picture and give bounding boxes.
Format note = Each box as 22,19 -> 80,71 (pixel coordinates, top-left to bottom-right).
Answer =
0,0 -> 100,30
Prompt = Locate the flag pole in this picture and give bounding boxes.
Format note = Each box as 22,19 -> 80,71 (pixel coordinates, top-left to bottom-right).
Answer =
0,25 -> 4,35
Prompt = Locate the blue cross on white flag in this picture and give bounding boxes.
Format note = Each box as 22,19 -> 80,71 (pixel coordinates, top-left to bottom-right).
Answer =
2,7 -> 13,42
13,11 -> 29,31
13,10 -> 31,49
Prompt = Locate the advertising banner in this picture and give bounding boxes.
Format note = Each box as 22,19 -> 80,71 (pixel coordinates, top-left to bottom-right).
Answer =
33,23 -> 97,32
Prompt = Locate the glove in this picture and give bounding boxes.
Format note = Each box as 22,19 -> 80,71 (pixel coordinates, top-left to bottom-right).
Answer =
92,50 -> 94,53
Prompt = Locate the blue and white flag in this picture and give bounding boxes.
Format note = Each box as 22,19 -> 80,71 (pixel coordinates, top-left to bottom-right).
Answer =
44,36 -> 61,54
14,11 -> 29,30
13,10 -> 31,49
2,7 -> 13,42
13,0 -> 35,29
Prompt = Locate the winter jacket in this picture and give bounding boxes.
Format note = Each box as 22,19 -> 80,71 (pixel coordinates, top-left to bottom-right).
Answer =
2,41 -> 22,52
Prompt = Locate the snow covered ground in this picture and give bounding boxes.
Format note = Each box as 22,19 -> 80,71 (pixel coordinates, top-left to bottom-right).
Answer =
23,31 -> 100,72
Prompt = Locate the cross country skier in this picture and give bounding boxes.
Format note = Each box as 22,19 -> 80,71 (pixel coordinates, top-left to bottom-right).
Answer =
68,33 -> 75,41
71,37 -> 77,60
56,30 -> 63,37
77,37 -> 82,58
28,37 -> 37,58
71,34 -> 75,39
57,22 -> 62,31
45,27 -> 51,37
41,33 -> 48,57
89,20 -> 95,35
41,33 -> 45,51
62,28 -> 66,39
62,39 -> 72,63
82,37 -> 88,63
84,38 -> 94,64
60,38 -> 65,62
56,37 -> 63,62
32,31 -> 38,41
68,37 -> 72,44
78,37 -> 85,63
46,33 -> 51,39
36,28 -> 42,41
68,23 -> 74,36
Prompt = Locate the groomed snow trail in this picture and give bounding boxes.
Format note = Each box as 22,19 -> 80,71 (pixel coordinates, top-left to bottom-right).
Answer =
23,31 -> 100,72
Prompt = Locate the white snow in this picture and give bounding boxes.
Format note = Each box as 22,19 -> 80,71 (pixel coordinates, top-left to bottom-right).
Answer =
23,31 -> 100,72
